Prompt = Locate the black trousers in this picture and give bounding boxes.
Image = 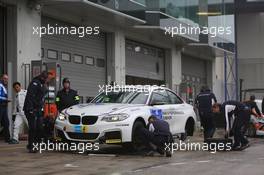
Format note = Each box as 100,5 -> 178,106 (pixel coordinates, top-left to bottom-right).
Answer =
0,105 -> 10,141
233,109 -> 251,147
199,111 -> 215,140
25,111 -> 44,150
140,128 -> 169,151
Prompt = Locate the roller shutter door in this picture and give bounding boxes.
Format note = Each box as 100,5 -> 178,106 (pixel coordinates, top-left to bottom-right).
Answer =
41,17 -> 106,100
125,40 -> 165,85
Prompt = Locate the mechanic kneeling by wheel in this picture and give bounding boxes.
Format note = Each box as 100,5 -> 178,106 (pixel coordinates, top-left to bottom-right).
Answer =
140,115 -> 173,157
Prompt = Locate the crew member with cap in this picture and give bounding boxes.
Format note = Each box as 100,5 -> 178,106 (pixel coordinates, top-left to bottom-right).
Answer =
195,86 -> 217,140
23,71 -> 51,153
56,78 -> 80,112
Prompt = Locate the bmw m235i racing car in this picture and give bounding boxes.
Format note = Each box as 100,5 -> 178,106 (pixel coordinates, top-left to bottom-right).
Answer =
54,86 -> 197,148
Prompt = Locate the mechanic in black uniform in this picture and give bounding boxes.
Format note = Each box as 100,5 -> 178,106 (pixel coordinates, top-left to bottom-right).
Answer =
140,115 -> 173,157
212,101 -> 251,151
195,86 -> 217,140
55,78 -> 80,112
23,71 -> 51,153
244,95 -> 262,117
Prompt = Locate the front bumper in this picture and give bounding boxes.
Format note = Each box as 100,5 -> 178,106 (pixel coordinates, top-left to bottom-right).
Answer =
54,118 -> 132,143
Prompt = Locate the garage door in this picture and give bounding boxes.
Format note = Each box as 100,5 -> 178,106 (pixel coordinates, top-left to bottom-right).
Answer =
41,17 -> 106,101
125,40 -> 165,85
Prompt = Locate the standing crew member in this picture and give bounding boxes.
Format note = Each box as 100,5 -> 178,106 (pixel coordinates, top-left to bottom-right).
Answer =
140,115 -> 172,157
0,74 -> 11,142
56,78 -> 80,112
9,82 -> 28,144
212,101 -> 251,151
195,86 -> 217,140
23,71 -> 51,153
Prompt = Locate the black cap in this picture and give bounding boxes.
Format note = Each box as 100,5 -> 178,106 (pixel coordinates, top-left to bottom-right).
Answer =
62,78 -> 70,84
250,95 -> 255,101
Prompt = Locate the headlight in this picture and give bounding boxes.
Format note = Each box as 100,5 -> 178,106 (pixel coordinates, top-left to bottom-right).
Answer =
101,113 -> 129,122
58,113 -> 67,121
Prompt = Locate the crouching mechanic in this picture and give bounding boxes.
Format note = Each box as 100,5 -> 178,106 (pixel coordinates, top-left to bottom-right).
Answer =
212,101 -> 251,151
140,115 -> 173,157
9,82 -> 28,144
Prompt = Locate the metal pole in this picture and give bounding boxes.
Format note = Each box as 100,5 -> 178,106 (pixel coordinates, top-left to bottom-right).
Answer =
224,51 -> 227,101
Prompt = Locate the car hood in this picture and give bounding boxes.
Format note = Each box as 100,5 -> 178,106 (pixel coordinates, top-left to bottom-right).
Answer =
64,103 -> 145,116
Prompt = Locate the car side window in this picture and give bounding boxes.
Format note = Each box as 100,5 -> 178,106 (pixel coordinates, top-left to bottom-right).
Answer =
166,90 -> 183,104
150,90 -> 171,105
130,92 -> 148,104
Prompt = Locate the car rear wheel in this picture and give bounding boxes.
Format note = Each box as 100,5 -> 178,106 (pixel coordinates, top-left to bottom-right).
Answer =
180,118 -> 195,141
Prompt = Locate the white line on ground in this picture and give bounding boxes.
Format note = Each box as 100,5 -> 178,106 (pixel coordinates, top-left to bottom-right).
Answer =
150,165 -> 163,169
64,164 -> 79,168
169,162 -> 187,166
258,157 -> 264,160
196,160 -> 211,163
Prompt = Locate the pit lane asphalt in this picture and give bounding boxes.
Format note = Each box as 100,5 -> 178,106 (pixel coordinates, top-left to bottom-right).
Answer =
0,135 -> 263,175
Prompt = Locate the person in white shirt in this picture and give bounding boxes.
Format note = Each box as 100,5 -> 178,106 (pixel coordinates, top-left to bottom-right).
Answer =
9,82 -> 28,144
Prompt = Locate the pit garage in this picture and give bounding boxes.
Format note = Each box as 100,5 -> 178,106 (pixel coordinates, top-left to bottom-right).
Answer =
125,40 -> 165,85
41,17 -> 106,102
181,54 -> 208,103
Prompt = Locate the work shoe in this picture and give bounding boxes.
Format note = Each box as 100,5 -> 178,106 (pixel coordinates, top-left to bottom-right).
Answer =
240,143 -> 250,151
156,147 -> 165,155
165,150 -> 172,157
9,139 -> 19,144
144,151 -> 155,156
231,146 -> 241,151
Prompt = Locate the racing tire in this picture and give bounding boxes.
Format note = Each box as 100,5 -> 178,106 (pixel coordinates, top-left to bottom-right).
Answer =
247,123 -> 256,138
122,121 -> 145,152
180,118 -> 195,141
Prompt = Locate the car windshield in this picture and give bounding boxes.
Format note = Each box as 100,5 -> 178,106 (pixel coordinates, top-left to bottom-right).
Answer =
92,91 -> 149,104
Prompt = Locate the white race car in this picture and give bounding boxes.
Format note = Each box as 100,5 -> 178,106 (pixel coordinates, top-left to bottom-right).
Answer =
54,86 -> 197,149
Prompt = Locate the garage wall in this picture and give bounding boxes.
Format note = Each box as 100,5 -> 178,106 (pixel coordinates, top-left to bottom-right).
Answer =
125,40 -> 165,81
41,17 -> 106,99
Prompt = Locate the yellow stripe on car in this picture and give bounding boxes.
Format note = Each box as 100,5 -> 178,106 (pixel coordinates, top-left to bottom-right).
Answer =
105,139 -> 122,144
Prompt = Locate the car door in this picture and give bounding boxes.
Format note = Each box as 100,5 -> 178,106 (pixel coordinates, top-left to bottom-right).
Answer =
165,90 -> 187,134
149,89 -> 179,133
